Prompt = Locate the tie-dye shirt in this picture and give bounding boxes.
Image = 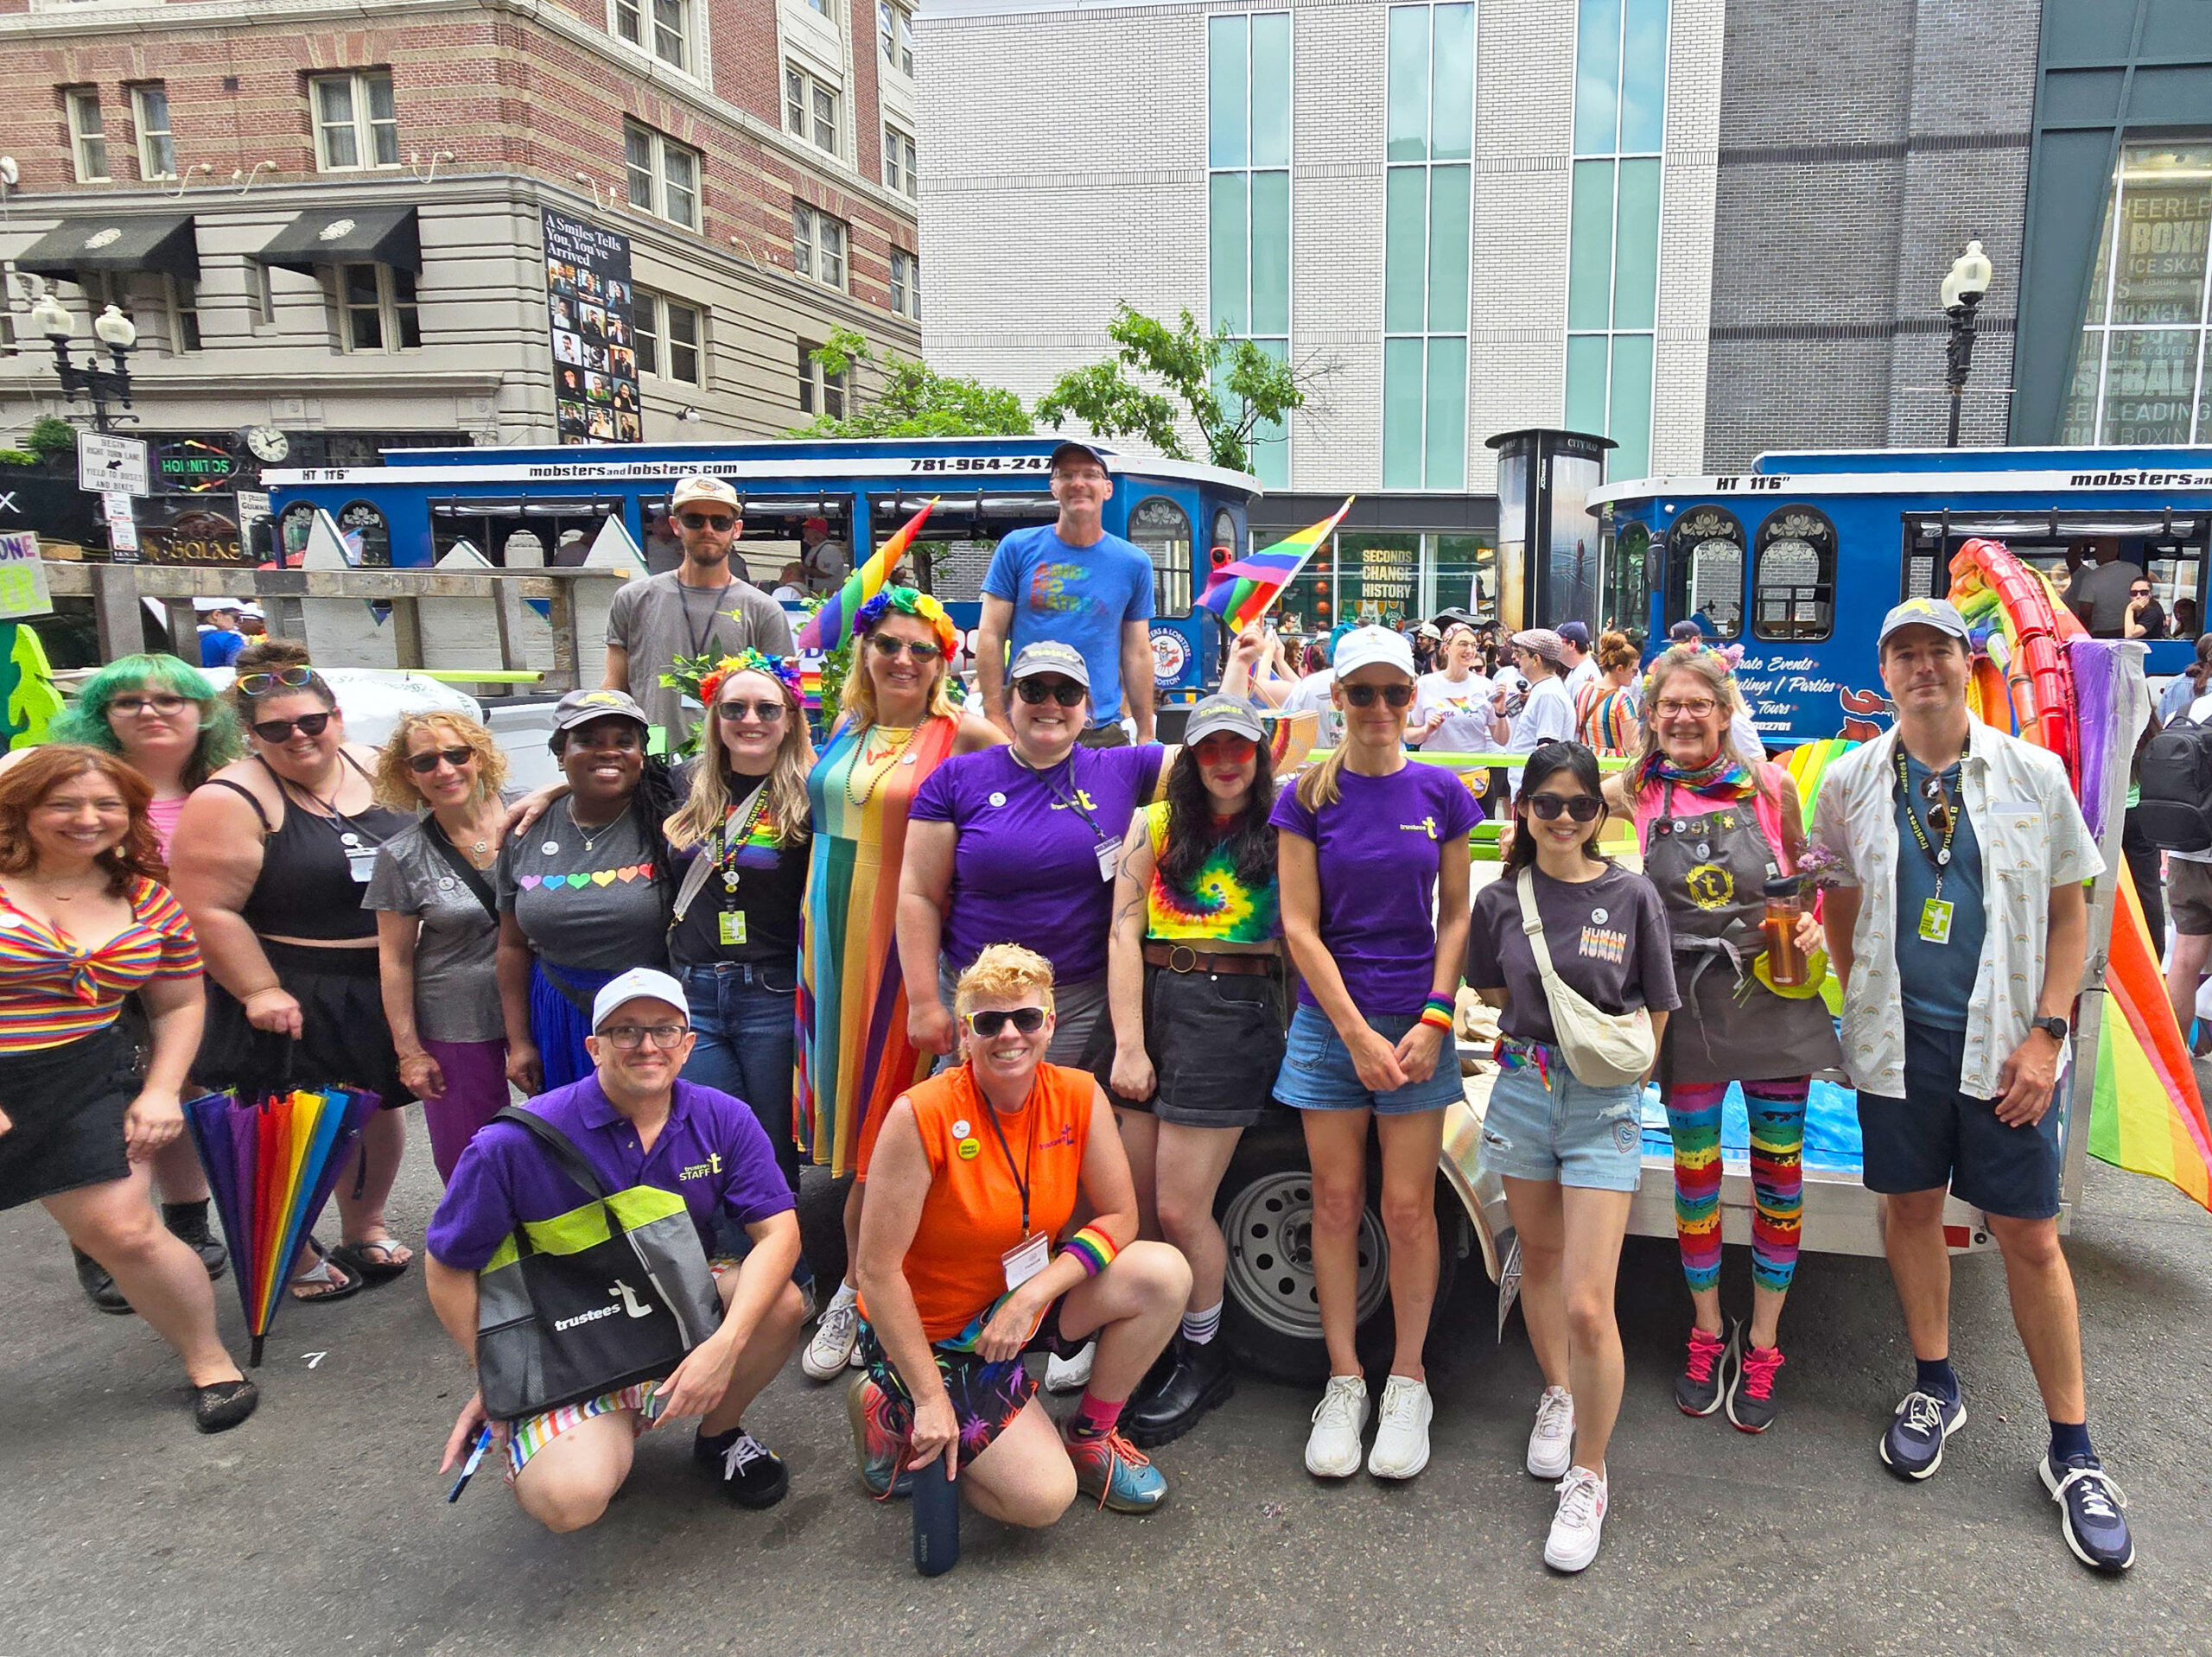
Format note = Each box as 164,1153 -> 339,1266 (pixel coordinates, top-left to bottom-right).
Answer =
1141,801 -> 1281,944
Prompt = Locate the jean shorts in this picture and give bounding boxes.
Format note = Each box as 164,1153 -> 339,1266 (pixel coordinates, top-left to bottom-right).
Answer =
1273,1002 -> 1465,1116
1478,1051 -> 1645,1191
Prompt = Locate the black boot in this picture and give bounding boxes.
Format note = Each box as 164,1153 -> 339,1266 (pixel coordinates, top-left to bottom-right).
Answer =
1128,1336 -> 1235,1449
163,1201 -> 228,1281
72,1245 -> 132,1315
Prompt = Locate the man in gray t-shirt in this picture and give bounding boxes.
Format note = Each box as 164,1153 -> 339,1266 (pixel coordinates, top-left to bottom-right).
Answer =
2065,539 -> 2145,638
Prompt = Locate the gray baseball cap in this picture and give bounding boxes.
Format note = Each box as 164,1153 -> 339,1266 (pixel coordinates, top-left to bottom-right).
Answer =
1183,695 -> 1267,746
551,686 -> 652,734
1007,640 -> 1090,687
1877,597 -> 1971,647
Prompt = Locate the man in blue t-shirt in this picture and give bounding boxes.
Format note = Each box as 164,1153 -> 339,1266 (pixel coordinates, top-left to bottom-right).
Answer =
194,599 -> 248,668
979,441 -> 1157,746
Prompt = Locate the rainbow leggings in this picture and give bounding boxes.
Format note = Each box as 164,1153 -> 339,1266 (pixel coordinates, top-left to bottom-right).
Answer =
1663,1077 -> 1809,1294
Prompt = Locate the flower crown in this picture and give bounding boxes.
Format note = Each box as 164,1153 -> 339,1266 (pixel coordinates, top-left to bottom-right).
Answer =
692,649 -> 803,709
1641,639 -> 1743,703
854,585 -> 960,663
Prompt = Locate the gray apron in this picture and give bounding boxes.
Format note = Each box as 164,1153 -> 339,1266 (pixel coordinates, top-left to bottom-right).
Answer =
1641,784 -> 1841,1088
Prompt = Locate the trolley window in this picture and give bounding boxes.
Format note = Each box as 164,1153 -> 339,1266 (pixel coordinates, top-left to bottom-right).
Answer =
1128,494 -> 1194,618
1664,505 -> 1744,640
1751,505 -> 1836,641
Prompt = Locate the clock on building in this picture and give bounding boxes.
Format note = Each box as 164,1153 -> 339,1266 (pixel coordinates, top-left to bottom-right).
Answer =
245,426 -> 290,464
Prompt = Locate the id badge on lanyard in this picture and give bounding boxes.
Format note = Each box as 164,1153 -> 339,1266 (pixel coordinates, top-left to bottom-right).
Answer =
1095,837 -> 1118,883
1918,897 -> 1954,945
1001,1229 -> 1051,1292
344,846 -> 378,884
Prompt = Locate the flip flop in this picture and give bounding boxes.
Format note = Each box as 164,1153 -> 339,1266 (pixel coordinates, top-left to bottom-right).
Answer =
330,1237 -> 412,1286
289,1240 -> 363,1304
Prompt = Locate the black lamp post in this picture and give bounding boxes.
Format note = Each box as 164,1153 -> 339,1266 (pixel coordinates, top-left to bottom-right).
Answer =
1942,239 -> 1993,448
29,293 -> 138,433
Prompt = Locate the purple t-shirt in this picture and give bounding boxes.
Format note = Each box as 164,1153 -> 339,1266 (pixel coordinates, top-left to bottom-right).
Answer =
425,1075 -> 795,1273
910,743 -> 1165,983
1271,763 -> 1482,1016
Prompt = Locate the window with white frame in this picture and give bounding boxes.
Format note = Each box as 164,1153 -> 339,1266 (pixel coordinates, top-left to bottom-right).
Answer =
333,263 -> 420,352
65,89 -> 108,182
883,125 -> 917,198
890,248 -> 919,321
797,340 -> 847,418
613,0 -> 690,69
791,202 -> 847,289
879,1 -> 915,76
131,85 -> 175,180
624,121 -> 700,229
635,289 -> 702,384
312,72 -> 399,171
784,66 -> 839,156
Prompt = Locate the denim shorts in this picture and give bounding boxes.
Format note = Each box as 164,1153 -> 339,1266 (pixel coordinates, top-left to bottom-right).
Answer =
1477,1051 -> 1645,1192
1857,1019 -> 2063,1220
1273,1002 -> 1465,1116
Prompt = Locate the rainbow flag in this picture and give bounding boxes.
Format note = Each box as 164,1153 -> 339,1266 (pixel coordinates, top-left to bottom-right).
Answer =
797,498 -> 937,653
1199,498 -> 1354,633
2092,864 -> 2212,1210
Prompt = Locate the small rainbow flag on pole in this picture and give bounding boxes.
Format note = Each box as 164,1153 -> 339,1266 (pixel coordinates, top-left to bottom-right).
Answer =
797,498 -> 938,653
1199,498 -> 1354,633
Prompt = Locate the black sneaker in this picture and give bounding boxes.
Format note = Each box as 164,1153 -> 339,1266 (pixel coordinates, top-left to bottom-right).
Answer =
1128,1336 -> 1236,1449
164,1203 -> 229,1281
696,1426 -> 790,1510
2040,1453 -> 2135,1572
72,1245 -> 131,1315
1879,1387 -> 1966,1480
1675,1324 -> 1731,1417
1726,1333 -> 1784,1433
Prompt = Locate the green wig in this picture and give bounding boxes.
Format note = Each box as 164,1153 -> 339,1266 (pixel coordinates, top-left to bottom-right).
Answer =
49,652 -> 245,786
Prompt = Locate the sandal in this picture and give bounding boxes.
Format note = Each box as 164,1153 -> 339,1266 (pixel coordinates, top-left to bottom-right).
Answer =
289,1240 -> 362,1304
194,1377 -> 260,1434
331,1235 -> 412,1286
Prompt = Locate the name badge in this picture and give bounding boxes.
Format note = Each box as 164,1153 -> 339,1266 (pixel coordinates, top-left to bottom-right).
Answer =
1096,838 -> 1119,883
1918,897 -> 1954,945
345,848 -> 378,884
1001,1229 -> 1051,1292
718,910 -> 748,947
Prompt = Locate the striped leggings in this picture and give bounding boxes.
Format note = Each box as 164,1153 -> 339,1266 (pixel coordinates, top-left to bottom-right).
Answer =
1663,1077 -> 1809,1295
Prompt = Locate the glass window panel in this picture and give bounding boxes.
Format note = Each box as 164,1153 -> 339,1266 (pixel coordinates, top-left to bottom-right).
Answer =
342,265 -> 381,308
1618,0 -> 1668,152
1567,159 -> 1616,330
1427,164 -> 1471,333
1210,172 -> 1249,334
1250,170 -> 1291,335
786,70 -> 805,134
318,81 -> 358,168
813,86 -> 836,152
1382,337 -> 1426,489
393,269 -> 422,351
821,219 -> 846,288
2108,158 -> 2212,327
653,0 -> 686,66
1382,166 -> 1428,333
626,126 -> 654,209
636,297 -> 659,378
1208,16 -> 1248,168
368,73 -> 396,124
618,0 -> 643,44
1606,333 -> 1655,479
1386,5 -> 1430,164
1250,12 -> 1292,168
1573,0 -> 1623,155
1430,3 -> 1475,162
1611,156 -> 1661,330
1425,336 -> 1468,488
2101,329 -> 2198,444
1565,333 -> 1609,433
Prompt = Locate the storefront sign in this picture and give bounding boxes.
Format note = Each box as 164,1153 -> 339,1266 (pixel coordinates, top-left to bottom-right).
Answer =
543,208 -> 642,447
140,502 -> 246,566
157,438 -> 238,492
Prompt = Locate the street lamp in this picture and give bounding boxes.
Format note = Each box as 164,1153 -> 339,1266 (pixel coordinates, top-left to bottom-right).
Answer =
36,297 -> 138,433
1942,238 -> 1993,448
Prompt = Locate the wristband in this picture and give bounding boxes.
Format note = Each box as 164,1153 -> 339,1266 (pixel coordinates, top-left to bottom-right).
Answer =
1421,994 -> 1456,1032
1059,1225 -> 1118,1279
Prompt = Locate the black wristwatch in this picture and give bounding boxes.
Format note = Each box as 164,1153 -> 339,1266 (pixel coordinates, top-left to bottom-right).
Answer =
2031,1015 -> 2069,1045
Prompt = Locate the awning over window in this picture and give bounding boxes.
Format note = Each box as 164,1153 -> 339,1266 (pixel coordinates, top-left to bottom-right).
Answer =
257,205 -> 419,276
15,213 -> 200,282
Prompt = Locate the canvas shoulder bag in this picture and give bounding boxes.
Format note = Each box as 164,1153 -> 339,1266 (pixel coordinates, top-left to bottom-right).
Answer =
1514,870 -> 1656,1089
473,1105 -> 725,1419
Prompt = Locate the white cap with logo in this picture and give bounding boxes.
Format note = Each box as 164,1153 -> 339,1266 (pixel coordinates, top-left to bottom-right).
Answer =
592,967 -> 690,1032
1331,625 -> 1416,679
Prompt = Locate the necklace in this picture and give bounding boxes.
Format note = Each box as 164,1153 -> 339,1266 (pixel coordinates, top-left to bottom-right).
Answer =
26,873 -> 98,902
567,798 -> 624,855
438,805 -> 503,867
845,724 -> 921,807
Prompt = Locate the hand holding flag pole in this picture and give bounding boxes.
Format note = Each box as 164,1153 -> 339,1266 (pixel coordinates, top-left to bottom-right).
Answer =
1199,498 -> 1354,632
796,498 -> 938,653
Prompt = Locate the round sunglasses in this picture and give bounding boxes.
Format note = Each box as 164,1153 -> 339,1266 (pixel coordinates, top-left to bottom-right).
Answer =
251,712 -> 333,742
407,746 -> 476,774
1526,792 -> 1603,822
1015,677 -> 1086,707
965,1006 -> 1047,1037
237,666 -> 315,695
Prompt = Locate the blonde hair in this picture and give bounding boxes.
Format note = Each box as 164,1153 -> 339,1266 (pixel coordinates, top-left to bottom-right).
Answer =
842,612 -> 963,733
953,942 -> 1056,1019
665,667 -> 813,851
372,711 -> 508,810
1295,664 -> 1413,811
1630,645 -> 1767,788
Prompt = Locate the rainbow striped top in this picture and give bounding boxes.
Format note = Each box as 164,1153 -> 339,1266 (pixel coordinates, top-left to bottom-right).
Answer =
0,876 -> 203,1053
1142,801 -> 1281,944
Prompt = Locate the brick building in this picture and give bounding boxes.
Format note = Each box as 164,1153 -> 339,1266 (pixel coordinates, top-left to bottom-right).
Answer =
0,0 -> 925,563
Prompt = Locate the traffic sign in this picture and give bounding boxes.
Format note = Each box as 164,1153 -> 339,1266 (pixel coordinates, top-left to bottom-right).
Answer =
102,491 -> 140,558
79,432 -> 149,498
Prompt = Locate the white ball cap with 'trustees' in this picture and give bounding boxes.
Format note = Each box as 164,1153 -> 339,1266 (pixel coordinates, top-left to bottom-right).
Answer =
592,968 -> 690,1032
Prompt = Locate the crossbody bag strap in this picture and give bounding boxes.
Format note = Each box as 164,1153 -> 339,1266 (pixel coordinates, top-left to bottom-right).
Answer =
669,837 -> 720,925
493,1104 -> 609,1204
1515,869 -> 1567,991
423,818 -> 499,921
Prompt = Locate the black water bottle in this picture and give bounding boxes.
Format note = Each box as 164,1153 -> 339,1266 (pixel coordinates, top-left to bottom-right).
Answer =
912,1454 -> 960,1577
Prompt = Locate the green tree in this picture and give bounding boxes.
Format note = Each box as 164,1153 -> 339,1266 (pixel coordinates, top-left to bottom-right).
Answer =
1034,304 -> 1309,476
786,328 -> 1031,439
23,416 -> 77,460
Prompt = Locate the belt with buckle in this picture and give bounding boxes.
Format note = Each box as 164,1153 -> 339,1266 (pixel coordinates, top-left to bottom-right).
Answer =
1142,942 -> 1278,977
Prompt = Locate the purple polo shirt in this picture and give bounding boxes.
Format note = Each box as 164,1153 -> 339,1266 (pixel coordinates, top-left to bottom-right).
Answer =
426,1074 -> 795,1273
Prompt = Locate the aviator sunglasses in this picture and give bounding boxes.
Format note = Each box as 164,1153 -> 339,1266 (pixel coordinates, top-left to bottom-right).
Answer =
868,634 -> 944,662
965,1006 -> 1047,1037
1526,792 -> 1603,822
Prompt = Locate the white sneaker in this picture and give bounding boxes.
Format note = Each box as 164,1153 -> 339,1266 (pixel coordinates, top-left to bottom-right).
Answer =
803,1283 -> 860,1381
1526,1386 -> 1575,1479
1544,1465 -> 1609,1572
1044,1340 -> 1096,1394
1304,1374 -> 1370,1478
1366,1374 -> 1433,1480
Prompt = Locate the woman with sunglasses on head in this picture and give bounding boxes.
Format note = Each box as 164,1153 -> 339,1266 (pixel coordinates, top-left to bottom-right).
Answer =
1100,695 -> 1283,1447
1272,625 -> 1478,1483
1467,740 -> 1675,1571
168,639 -> 416,1299
1599,643 -> 1838,1435
800,587 -> 1004,1380
1408,621 -> 1495,754
364,711 -> 515,1184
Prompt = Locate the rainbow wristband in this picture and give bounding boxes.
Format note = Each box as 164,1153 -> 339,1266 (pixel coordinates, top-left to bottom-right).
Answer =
1060,1225 -> 1118,1279
1420,995 -> 1456,1032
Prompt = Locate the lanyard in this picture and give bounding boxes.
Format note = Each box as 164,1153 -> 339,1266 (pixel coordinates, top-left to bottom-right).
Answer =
715,778 -> 772,893
978,1091 -> 1038,1235
1013,751 -> 1109,843
1895,748 -> 1961,897
679,579 -> 735,658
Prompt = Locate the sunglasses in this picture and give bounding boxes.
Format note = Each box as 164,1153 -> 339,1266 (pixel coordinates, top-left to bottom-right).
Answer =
717,699 -> 786,723
2132,587 -> 2153,598
111,694 -> 190,717
407,746 -> 475,774
1341,682 -> 1414,708
1016,677 -> 1086,707
237,666 -> 315,695
965,1006 -> 1047,1037
677,511 -> 736,531
1193,734 -> 1257,763
1527,792 -> 1603,822
252,711 -> 333,742
869,634 -> 944,662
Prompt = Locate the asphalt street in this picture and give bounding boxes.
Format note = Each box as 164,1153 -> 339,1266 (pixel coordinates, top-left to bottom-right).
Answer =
3,1111 -> 2208,1657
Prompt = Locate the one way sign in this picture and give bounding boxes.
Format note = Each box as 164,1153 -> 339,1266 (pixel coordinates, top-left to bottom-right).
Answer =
78,432 -> 149,498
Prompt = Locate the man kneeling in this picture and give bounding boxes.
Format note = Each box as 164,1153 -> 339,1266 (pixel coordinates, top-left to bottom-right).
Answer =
425,968 -> 808,1532
853,943 -> 1191,1522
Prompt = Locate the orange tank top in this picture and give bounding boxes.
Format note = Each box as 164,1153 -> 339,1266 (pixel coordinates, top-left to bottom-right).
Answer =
870,1061 -> 1093,1343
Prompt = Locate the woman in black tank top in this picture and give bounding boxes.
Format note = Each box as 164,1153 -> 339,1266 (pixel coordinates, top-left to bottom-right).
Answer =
168,648 -> 418,1298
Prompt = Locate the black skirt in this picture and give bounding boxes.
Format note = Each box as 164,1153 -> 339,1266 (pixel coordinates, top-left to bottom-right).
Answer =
0,1025 -> 135,1212
197,939 -> 412,1108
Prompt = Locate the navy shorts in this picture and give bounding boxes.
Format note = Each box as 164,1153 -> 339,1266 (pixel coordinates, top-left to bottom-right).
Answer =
1856,1020 -> 2063,1221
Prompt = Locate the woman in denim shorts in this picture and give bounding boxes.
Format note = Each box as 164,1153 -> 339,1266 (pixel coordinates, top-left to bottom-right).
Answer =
1270,626 -> 1478,1485
1465,741 -> 1677,1574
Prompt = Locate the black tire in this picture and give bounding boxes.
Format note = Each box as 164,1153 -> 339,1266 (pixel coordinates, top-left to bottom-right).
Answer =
1214,1116 -> 1466,1387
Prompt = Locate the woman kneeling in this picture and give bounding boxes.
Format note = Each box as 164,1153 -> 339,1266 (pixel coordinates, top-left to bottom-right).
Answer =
853,943 -> 1191,1525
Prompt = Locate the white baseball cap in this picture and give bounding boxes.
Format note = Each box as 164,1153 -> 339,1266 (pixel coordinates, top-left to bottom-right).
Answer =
1331,625 -> 1416,680
591,967 -> 689,1032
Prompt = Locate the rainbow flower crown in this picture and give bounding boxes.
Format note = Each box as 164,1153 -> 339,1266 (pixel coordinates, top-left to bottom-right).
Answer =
690,649 -> 804,709
854,586 -> 960,663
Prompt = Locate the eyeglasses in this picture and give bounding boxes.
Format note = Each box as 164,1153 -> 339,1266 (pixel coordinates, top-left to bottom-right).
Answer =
869,634 -> 944,662
717,699 -> 786,723
1016,677 -> 1086,707
251,712 -> 333,742
237,667 -> 315,695
965,1006 -> 1047,1037
110,694 -> 190,717
407,746 -> 475,774
1654,696 -> 1721,718
1527,792 -> 1603,822
677,511 -> 736,531
1340,682 -> 1414,709
598,1022 -> 690,1051
1193,734 -> 1257,763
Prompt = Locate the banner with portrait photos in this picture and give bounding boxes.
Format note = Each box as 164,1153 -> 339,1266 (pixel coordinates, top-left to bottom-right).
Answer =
543,208 -> 642,446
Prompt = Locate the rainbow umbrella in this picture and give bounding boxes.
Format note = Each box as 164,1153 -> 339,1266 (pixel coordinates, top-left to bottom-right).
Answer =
185,1083 -> 379,1364
1200,498 -> 1354,633
797,498 -> 938,653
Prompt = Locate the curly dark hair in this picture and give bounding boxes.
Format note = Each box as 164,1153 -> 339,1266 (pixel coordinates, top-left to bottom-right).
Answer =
1155,737 -> 1277,896
0,744 -> 166,892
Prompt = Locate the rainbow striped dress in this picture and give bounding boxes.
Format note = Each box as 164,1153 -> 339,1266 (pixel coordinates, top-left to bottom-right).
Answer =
798,714 -> 961,1177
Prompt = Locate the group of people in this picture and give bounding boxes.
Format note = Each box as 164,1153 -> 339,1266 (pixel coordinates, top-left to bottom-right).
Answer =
0,454 -> 2133,1578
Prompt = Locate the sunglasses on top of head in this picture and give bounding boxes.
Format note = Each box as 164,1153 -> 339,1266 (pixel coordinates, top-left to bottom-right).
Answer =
1341,682 -> 1414,709
965,1006 -> 1048,1037
252,712 -> 333,743
1526,792 -> 1603,822
677,511 -> 736,531
236,666 -> 315,695
1016,677 -> 1086,707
